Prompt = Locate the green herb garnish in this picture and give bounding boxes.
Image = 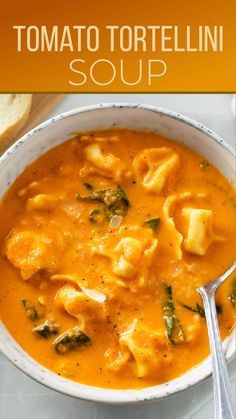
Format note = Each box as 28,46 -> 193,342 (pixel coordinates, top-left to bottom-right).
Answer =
22,299 -> 39,322
163,285 -> 185,344
181,302 -> 223,317
33,320 -> 59,339
90,185 -> 129,207
54,326 -> 91,354
76,185 -> 130,221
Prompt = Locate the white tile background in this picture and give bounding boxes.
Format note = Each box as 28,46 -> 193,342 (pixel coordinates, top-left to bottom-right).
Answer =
0,94 -> 235,419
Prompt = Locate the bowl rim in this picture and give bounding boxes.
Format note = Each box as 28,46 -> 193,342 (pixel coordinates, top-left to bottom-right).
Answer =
0,102 -> 235,404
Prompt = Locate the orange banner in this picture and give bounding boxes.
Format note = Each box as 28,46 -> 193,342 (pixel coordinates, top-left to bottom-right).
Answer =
0,0 -> 235,92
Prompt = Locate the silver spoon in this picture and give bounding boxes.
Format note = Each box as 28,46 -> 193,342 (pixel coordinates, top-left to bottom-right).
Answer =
197,261 -> 236,419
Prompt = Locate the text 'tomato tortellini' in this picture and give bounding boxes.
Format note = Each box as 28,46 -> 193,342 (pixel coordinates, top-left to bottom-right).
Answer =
0,129 -> 235,389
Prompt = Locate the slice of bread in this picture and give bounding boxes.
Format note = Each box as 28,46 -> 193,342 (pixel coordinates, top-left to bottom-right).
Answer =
0,94 -> 32,152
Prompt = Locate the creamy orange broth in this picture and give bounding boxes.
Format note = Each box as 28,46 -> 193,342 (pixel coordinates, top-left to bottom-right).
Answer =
0,129 -> 235,389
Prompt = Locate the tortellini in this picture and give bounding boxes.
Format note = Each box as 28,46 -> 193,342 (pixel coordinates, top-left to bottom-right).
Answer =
91,226 -> 158,291
134,147 -> 180,193
54,285 -> 107,330
163,192 -> 224,258
163,194 -> 186,259
26,194 -> 61,211
5,228 -> 64,280
109,315 -> 202,377
182,208 -> 224,256
108,320 -> 172,377
113,237 -> 143,279
83,144 -> 124,179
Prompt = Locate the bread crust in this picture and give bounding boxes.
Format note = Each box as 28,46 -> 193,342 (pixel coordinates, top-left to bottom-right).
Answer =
0,94 -> 32,153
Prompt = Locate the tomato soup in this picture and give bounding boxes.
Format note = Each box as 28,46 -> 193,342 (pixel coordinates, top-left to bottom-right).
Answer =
0,129 -> 235,389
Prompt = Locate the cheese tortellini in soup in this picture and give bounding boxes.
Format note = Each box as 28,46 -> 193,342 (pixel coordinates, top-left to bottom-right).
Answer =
54,285 -> 107,330
182,208 -> 224,256
108,320 -> 172,377
163,192 -> 224,257
6,228 -> 64,280
83,143 -> 124,179
26,194 -> 62,211
91,226 -> 158,291
163,194 -> 184,259
113,237 -> 143,278
134,147 -> 180,193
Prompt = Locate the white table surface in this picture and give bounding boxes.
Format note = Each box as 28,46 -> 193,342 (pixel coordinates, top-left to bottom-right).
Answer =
0,94 -> 235,419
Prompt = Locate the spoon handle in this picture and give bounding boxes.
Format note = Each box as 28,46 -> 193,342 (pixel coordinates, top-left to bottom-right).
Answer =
198,286 -> 234,419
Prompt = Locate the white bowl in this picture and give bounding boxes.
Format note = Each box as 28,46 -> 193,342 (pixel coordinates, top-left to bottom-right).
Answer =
0,103 -> 235,404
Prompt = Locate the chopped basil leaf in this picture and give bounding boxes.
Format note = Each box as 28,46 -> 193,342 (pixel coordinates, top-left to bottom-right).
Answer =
54,326 -> 91,354
76,185 -> 130,221
181,302 -> 223,317
163,284 -> 185,344
181,302 -> 205,318
33,320 -> 59,339
89,185 -> 129,207
22,299 -> 39,322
